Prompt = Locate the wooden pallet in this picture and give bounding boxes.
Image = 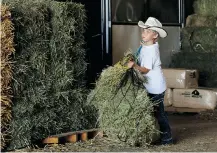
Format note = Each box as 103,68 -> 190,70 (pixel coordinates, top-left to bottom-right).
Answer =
43,129 -> 103,144
165,106 -> 206,113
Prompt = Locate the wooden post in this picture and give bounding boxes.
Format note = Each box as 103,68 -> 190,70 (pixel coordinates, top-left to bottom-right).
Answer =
67,134 -> 77,143
81,132 -> 88,141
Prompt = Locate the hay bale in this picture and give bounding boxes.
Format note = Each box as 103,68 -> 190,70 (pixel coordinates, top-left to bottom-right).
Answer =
3,0 -> 95,150
88,53 -> 159,146
3,0 -> 51,149
7,117 -> 32,150
181,27 -> 217,53
181,46 -> 217,53
170,51 -> 217,88
0,5 -> 15,149
193,0 -> 217,17
30,1 -> 93,141
48,1 -> 87,86
186,14 -> 217,27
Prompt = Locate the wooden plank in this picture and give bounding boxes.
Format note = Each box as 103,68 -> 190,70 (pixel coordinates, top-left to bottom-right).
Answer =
43,137 -> 58,144
42,128 -> 103,144
165,107 -> 206,113
66,134 -> 77,143
81,132 -> 88,141
51,128 -> 99,137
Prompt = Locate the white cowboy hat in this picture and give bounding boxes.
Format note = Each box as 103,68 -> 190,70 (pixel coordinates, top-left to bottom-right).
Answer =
138,17 -> 167,38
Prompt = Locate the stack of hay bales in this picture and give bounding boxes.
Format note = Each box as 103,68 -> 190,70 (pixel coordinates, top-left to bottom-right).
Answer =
170,0 -> 217,88
0,5 -> 15,149
88,53 -> 159,146
30,1 -> 96,143
3,0 -> 52,149
2,0 -> 95,150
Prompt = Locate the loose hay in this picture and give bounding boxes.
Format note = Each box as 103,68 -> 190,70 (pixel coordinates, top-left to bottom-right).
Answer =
87,53 -> 159,146
181,27 -> 217,53
0,5 -> 15,149
186,14 -> 217,27
193,0 -> 217,17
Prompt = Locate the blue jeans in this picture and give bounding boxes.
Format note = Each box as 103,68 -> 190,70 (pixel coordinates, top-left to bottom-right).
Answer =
147,92 -> 173,143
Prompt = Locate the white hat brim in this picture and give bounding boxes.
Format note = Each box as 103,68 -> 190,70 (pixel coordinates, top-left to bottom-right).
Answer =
138,21 -> 167,38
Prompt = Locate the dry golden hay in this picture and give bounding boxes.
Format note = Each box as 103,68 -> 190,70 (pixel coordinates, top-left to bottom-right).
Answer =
1,61 -> 13,89
1,4 -> 11,19
0,4 -> 15,150
1,17 -> 15,59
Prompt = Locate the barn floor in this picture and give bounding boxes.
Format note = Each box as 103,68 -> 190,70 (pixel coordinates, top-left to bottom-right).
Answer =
14,110 -> 217,152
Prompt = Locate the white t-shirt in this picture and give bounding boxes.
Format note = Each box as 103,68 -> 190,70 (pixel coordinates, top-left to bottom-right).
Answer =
138,43 -> 167,94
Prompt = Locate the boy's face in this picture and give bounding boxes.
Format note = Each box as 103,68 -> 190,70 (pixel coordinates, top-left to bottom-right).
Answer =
141,29 -> 158,43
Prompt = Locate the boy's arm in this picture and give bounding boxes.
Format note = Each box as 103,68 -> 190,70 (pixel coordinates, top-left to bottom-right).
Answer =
127,61 -> 150,74
134,63 -> 150,74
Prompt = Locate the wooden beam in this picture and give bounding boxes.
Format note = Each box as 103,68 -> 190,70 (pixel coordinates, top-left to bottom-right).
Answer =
42,128 -> 103,144
42,137 -> 58,144
165,107 -> 206,113
81,132 -> 88,141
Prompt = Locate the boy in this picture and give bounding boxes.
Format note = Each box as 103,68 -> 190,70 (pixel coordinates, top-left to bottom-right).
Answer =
127,17 -> 173,145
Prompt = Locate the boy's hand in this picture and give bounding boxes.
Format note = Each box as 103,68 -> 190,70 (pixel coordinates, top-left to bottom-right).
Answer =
127,61 -> 135,68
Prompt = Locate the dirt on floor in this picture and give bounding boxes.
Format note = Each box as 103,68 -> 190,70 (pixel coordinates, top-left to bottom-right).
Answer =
12,110 -> 217,152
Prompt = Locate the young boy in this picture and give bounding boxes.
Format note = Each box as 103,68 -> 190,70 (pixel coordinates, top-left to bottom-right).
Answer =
128,17 -> 173,145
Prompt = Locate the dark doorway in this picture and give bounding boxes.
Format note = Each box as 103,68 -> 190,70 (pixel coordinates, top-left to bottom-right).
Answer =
73,0 -> 104,88
57,0 -> 107,88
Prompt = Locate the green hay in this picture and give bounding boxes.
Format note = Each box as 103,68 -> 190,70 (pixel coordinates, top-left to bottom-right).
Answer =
2,0 -> 95,150
170,51 -> 217,87
181,46 -> 217,53
48,1 -> 87,87
2,0 -> 51,149
186,14 -> 217,27
8,117 -> 32,150
88,53 -> 159,146
193,0 -> 217,17
181,27 -> 217,53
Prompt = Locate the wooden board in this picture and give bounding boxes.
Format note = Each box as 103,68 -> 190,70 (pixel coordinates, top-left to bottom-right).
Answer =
165,107 -> 207,113
42,129 -> 103,144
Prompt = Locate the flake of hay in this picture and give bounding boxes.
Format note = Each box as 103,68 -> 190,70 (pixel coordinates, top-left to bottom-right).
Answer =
181,27 -> 217,53
186,14 -> 217,27
88,54 -> 159,146
193,0 -> 217,17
